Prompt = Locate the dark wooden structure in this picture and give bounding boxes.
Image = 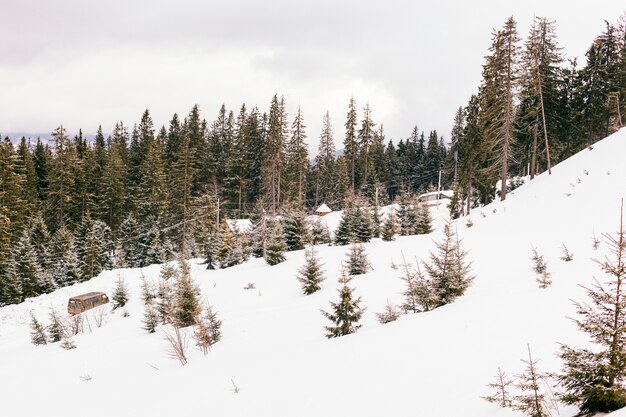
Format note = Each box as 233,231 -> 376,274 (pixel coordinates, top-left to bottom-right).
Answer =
68,292 -> 109,315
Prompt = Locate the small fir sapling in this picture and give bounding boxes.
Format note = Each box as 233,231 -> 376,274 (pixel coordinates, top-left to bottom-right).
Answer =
140,274 -> 156,305
416,203 -> 433,234
345,243 -> 372,276
143,304 -> 159,333
424,221 -> 474,307
592,234 -> 601,250
47,309 -> 65,343
376,302 -> 402,324
60,335 -> 77,350
381,211 -> 398,242
310,218 -> 331,245
297,246 -> 326,295
265,221 -> 287,266
531,247 -> 552,288
560,243 -> 574,262
243,282 -> 256,290
483,367 -> 513,408
29,312 -> 47,345
173,261 -> 201,327
512,345 -> 556,417
111,276 -> 129,309
321,265 -> 365,338
466,218 -> 474,228
193,302 -> 222,355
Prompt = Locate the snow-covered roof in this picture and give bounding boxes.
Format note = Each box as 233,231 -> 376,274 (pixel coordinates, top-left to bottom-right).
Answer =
315,203 -> 332,213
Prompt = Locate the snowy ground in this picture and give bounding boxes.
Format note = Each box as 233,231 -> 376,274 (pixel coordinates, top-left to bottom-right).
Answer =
1,129 -> 626,416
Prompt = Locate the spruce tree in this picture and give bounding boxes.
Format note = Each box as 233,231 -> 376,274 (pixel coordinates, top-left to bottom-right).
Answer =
310,217 -> 331,245
111,276 -> 129,310
346,243 -> 372,276
416,203 -> 433,234
334,205 -> 356,246
12,229 -> 53,299
321,266 -> 364,338
381,211 -> 398,241
423,221 -> 473,307
297,246 -> 325,295
47,309 -> 65,343
557,205 -> 626,414
194,302 -> 222,354
281,206 -> 308,251
513,345 -> 554,417
29,312 -> 48,345
143,304 -> 159,333
50,226 -> 81,287
173,261 -> 200,327
265,221 -> 287,266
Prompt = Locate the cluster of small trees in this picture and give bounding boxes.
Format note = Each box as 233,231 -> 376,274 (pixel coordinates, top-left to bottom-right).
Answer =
30,309 -> 81,350
488,205 -> 626,416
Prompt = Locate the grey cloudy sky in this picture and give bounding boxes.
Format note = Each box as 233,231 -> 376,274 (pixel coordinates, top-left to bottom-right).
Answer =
0,0 -> 624,150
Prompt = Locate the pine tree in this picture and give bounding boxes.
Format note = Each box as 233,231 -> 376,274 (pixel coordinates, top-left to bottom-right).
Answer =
531,247 -> 551,288
194,302 -> 222,354
416,203 -> 433,234
346,243 -> 372,276
47,309 -> 65,343
173,261 -> 200,327
50,226 -> 81,287
483,367 -> 513,408
381,210 -> 398,241
12,229 -> 53,299
376,302 -> 401,324
513,345 -> 554,417
297,246 -> 325,295
344,97 -> 358,191
215,219 -> 236,268
334,205 -> 356,246
60,335 -> 77,350
321,266 -> 364,338
143,303 -> 159,333
423,221 -> 473,307
265,221 -> 287,266
111,276 -> 129,310
117,214 -> 141,268
281,206 -> 308,251
310,217 -> 331,245
29,312 -> 48,345
557,204 -> 626,414
353,207 -> 373,243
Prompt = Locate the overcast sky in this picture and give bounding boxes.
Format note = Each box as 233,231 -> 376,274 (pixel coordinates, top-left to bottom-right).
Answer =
1,0 -> 624,150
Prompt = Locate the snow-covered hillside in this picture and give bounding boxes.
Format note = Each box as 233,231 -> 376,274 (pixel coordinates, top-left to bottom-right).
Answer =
2,129 -> 626,417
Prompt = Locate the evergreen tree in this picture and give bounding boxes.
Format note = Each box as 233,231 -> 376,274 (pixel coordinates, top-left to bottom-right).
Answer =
173,261 -> 200,327
310,217 -> 331,245
344,96 -> 358,191
47,309 -> 65,343
116,214 -> 141,268
281,206 -> 308,251
29,312 -> 47,345
513,345 -> 554,417
381,210 -> 398,242
12,229 -> 53,299
265,221 -> 287,266
423,222 -> 473,307
416,203 -> 433,234
111,277 -> 129,310
143,303 -> 159,333
557,206 -> 626,414
194,302 -> 222,354
285,106 -> 309,205
321,266 -> 364,338
297,246 -> 325,295
346,243 -> 372,276
50,226 -> 81,287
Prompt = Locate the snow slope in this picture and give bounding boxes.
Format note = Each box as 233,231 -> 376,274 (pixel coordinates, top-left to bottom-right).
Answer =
2,128 -> 626,417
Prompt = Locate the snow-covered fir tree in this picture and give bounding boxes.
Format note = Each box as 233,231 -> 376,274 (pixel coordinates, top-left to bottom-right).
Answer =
321,266 -> 365,338
47,309 -> 65,343
50,226 -> 81,287
173,261 -> 200,327
381,211 -> 398,241
310,217 -> 331,245
194,302 -> 222,354
111,276 -> 129,310
265,221 -> 287,266
116,214 -> 142,268
416,203 -> 433,234
423,221 -> 473,307
297,246 -> 325,295
29,312 -> 47,345
346,243 -> 372,276
281,206 -> 308,251
12,229 -> 53,299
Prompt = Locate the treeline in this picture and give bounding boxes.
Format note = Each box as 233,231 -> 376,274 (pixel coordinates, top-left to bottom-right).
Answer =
449,16 -> 626,215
